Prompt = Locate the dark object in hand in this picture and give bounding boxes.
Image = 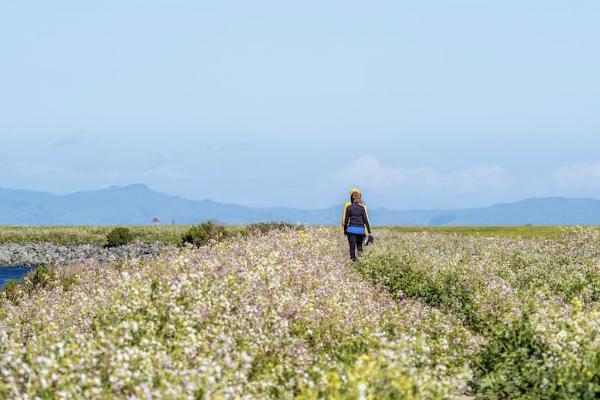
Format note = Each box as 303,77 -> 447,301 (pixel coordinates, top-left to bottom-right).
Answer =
366,235 -> 374,246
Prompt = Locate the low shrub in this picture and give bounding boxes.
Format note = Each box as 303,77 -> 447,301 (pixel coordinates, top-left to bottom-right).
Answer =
24,265 -> 56,290
474,298 -> 600,399
181,221 -> 228,247
355,250 -> 502,331
245,222 -> 302,235
61,275 -> 78,291
105,227 -> 134,247
355,229 -> 600,399
1,266 -> 64,304
2,281 -> 19,304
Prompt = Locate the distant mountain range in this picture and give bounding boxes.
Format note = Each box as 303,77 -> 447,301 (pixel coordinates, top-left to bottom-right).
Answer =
1,184 -> 600,226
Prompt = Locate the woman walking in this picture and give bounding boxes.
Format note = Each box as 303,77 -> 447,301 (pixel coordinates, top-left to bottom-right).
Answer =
342,188 -> 372,261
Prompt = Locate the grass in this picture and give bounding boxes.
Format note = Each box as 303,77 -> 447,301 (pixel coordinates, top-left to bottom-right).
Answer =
0,225 -> 570,245
387,225 -> 565,239
0,226 -> 246,246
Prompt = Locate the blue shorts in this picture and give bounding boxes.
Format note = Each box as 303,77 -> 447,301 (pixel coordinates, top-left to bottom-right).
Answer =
347,226 -> 366,235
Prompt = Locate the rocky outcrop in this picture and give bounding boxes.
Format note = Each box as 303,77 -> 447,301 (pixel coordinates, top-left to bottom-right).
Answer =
0,242 -> 166,267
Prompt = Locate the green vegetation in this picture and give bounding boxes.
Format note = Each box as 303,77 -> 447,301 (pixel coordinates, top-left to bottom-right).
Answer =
1,264 -> 82,306
0,226 -> 189,245
181,221 -> 229,247
356,227 -> 600,398
0,225 -> 245,246
2,281 -> 19,304
5,222 -> 600,399
0,229 -> 475,398
3,226 -> 600,397
105,227 -> 134,247
0,225 -> 567,246
388,225 -> 564,239
25,265 -> 56,290
245,222 -> 303,235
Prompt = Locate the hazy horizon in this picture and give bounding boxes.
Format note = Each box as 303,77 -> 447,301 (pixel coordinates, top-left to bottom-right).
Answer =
1,1 -> 599,209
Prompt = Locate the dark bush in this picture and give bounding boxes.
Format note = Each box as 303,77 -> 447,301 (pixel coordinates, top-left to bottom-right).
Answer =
245,222 -> 302,236
106,227 -> 134,247
473,308 -> 550,398
470,297 -> 600,399
3,280 -> 19,304
61,275 -> 78,291
354,252 -> 491,331
25,265 -> 56,290
181,221 -> 228,247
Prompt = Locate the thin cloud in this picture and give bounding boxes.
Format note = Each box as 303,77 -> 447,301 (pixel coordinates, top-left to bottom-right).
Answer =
334,156 -> 511,195
10,161 -> 195,181
107,166 -> 199,180
52,135 -> 86,148
553,162 -> 600,189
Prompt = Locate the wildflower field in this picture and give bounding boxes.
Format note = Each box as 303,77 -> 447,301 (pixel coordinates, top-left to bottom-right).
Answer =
1,226 -> 600,398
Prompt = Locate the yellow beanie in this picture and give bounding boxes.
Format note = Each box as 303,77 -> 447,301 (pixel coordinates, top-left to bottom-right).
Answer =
349,188 -> 361,195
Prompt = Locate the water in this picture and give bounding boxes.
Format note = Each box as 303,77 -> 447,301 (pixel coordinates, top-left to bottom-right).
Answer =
0,267 -> 31,288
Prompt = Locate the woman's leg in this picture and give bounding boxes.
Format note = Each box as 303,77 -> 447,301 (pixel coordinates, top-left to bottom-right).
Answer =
347,233 -> 357,261
356,234 -> 365,257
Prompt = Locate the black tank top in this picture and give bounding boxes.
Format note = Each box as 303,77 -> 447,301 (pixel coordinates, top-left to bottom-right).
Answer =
344,203 -> 371,233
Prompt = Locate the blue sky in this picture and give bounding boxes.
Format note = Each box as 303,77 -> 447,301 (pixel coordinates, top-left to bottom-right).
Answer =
1,1 -> 599,209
